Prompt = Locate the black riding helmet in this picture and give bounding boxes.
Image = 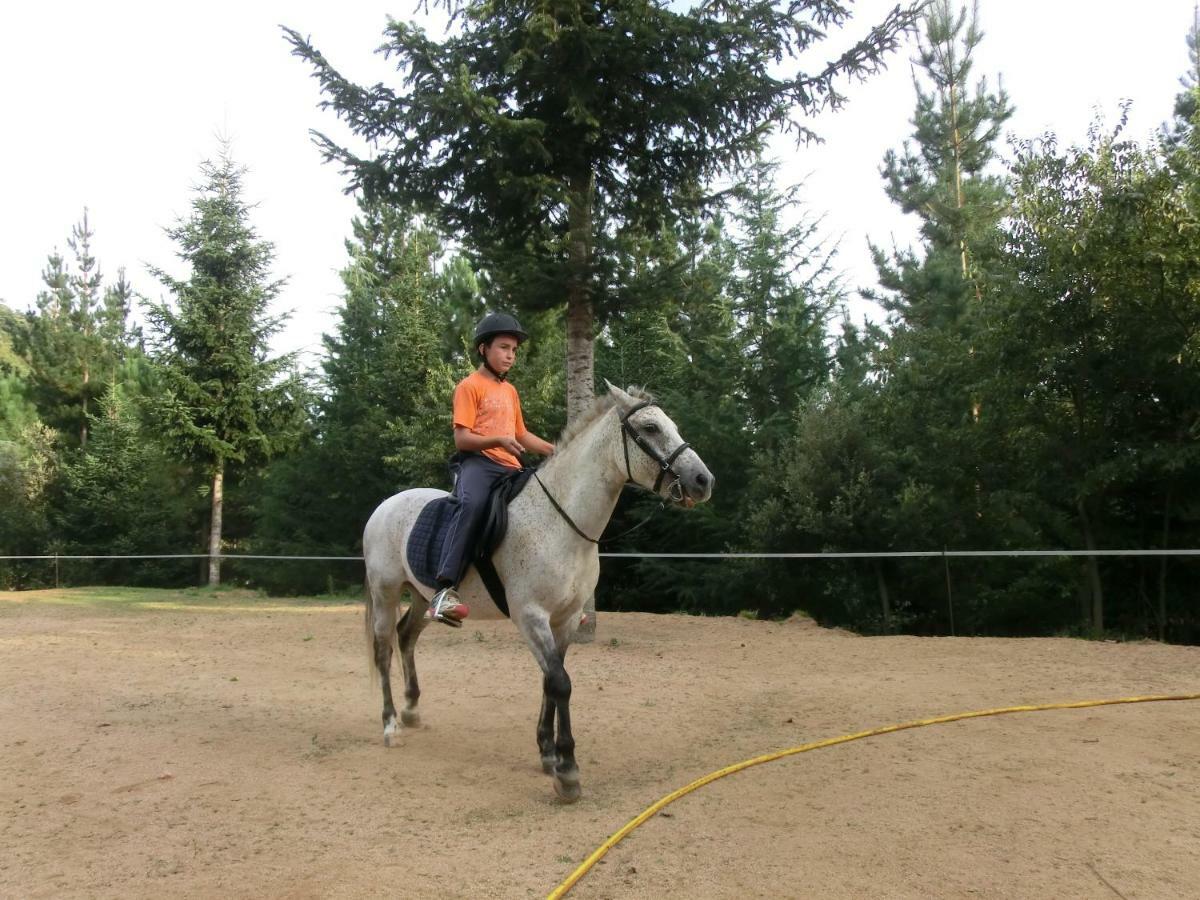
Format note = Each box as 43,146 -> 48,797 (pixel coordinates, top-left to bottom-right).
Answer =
473,312 -> 529,350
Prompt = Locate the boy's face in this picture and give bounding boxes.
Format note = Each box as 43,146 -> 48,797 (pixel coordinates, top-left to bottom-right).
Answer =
482,334 -> 520,375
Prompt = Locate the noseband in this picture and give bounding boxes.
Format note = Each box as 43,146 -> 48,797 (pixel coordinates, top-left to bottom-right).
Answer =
619,401 -> 691,501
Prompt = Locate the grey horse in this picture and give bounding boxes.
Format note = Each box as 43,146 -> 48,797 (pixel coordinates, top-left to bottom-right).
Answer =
361,382 -> 713,801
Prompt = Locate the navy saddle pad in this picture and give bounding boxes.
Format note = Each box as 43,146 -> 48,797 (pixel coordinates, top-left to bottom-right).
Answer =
406,496 -> 457,590
403,464 -> 534,616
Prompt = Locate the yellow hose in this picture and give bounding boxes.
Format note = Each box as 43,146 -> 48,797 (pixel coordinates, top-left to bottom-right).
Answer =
547,692 -> 1200,899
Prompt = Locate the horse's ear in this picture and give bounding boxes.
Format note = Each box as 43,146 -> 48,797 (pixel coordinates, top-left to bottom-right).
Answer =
605,380 -> 634,408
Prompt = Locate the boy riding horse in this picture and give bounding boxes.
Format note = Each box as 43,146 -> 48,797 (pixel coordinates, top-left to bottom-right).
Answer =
428,313 -> 555,626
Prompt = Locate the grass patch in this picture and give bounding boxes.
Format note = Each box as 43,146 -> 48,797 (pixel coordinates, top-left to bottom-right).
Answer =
0,585 -> 357,613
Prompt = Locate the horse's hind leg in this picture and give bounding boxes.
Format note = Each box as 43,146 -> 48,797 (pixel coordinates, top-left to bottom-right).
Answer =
368,577 -> 402,747
396,587 -> 427,727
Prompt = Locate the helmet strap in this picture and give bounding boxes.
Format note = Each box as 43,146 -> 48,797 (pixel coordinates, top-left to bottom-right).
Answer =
482,360 -> 508,382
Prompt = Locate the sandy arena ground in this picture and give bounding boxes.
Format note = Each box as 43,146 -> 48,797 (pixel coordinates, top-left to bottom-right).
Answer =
1,587 -> 1199,899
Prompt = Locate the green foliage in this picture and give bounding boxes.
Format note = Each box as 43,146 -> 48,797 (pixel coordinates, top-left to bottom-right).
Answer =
144,147 -> 302,473
52,387 -> 195,585
0,302 -> 31,377
249,197 -> 566,594
285,1 -> 921,417
975,113 -> 1200,637
20,211 -> 134,447
1162,6 -> 1200,149
7,8 -> 1200,647
286,1 -> 919,304
869,0 -> 1013,329
0,374 -> 40,443
594,161 -> 839,615
730,156 -> 840,451
0,421 -> 57,589
142,144 -> 306,586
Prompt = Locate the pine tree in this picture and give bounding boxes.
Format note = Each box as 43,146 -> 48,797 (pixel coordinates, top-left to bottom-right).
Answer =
101,267 -> 138,357
325,200 -> 453,489
67,210 -> 105,446
730,155 -> 839,450
144,145 -> 303,586
869,0 -> 1012,328
285,1 -> 921,423
22,211 -> 131,447
1163,4 -> 1200,149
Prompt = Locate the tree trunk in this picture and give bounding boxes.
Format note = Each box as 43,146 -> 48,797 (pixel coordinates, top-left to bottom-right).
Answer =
566,171 -> 597,642
1076,497 -> 1103,638
565,172 -> 596,425
81,359 -> 90,447
208,461 -> 224,587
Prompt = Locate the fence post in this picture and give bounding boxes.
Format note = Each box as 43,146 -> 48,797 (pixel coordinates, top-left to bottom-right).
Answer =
54,553 -> 60,589
942,547 -> 955,636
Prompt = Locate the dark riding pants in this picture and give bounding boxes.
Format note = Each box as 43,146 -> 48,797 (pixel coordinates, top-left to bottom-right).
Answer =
436,453 -> 516,587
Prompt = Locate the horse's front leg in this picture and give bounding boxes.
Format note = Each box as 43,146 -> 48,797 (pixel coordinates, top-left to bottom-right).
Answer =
525,615 -> 581,802
546,660 -> 579,802
537,692 -> 558,774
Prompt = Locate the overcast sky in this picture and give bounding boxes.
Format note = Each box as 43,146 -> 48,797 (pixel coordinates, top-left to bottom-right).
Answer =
2,1 -> 1196,365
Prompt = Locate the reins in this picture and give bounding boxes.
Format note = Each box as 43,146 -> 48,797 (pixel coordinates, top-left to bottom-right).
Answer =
532,400 -> 690,545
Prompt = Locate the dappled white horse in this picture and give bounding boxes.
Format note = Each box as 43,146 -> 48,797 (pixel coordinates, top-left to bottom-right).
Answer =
362,383 -> 713,801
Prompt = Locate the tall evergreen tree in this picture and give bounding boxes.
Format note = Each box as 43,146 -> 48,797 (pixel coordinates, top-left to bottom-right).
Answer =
1162,4 -> 1200,150
730,155 -> 840,451
869,0 -> 1012,328
21,211 -> 132,447
321,200 -> 452,498
285,1 -> 920,423
144,146 -> 304,586
67,210 -> 104,446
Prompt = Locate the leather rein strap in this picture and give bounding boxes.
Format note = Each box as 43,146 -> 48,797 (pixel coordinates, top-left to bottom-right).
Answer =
533,400 -> 691,545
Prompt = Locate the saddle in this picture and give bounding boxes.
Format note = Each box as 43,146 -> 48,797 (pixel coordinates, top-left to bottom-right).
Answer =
405,458 -> 534,618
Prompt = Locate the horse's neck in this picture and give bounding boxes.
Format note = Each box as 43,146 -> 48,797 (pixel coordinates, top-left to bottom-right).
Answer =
535,408 -> 624,542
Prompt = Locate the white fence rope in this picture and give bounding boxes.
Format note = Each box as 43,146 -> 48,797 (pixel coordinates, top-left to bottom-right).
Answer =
3,550 -> 1199,561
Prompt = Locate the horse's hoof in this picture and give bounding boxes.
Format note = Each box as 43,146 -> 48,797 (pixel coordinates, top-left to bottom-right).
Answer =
553,775 -> 582,803
541,754 -> 558,775
383,719 -> 399,747
553,766 -> 581,803
401,709 -> 421,727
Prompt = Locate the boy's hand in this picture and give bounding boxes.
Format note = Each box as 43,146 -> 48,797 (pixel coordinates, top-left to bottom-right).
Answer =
495,436 -> 525,456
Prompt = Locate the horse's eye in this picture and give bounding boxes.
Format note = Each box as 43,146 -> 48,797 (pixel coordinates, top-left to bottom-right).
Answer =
643,423 -> 661,435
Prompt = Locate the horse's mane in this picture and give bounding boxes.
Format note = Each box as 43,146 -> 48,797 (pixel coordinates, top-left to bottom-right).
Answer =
554,386 -> 654,452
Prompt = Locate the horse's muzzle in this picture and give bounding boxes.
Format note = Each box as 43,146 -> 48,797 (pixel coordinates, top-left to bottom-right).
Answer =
679,466 -> 713,507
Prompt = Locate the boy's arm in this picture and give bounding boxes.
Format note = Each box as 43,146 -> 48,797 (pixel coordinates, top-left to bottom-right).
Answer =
516,430 -> 555,457
455,426 -> 525,457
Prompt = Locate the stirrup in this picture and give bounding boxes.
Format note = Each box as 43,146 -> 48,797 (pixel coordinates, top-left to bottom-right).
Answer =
427,588 -> 469,627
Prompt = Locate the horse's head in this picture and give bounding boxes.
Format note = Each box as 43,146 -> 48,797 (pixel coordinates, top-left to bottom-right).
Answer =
606,382 -> 714,508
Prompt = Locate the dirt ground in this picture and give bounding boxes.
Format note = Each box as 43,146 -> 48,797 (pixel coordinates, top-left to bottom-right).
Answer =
2,588 -> 1199,899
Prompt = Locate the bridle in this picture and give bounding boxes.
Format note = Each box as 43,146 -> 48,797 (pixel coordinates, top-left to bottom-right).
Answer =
532,399 -> 692,544
618,401 -> 692,502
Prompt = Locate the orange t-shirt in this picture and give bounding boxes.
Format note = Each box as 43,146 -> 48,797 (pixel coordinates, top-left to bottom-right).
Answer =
452,370 -> 527,468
